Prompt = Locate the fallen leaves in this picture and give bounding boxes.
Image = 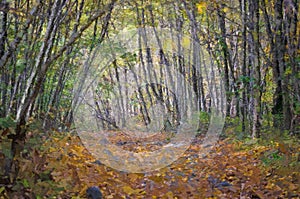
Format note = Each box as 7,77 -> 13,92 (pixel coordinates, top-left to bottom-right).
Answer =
1,130 -> 299,198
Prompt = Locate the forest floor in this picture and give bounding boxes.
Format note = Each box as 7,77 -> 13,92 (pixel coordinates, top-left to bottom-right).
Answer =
1,126 -> 300,199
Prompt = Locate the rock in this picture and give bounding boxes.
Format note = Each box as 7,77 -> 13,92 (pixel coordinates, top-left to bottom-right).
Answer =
86,186 -> 102,199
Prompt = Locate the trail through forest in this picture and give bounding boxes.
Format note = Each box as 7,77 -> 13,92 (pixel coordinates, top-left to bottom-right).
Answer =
0,0 -> 299,198
2,128 -> 298,198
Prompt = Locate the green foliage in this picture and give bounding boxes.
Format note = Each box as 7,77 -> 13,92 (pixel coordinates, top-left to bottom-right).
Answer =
294,101 -> 300,115
0,116 -> 16,129
261,150 -> 283,166
15,59 -> 26,73
273,114 -> 284,128
224,117 -> 250,140
199,111 -> 209,123
120,52 -> 137,63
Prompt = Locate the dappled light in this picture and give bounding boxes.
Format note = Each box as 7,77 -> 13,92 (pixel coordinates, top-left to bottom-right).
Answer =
0,0 -> 299,198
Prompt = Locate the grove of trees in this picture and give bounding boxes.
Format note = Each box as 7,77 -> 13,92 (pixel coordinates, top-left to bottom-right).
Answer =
0,0 -> 299,197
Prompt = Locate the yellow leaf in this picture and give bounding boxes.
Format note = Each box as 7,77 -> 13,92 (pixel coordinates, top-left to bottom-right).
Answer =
197,2 -> 207,14
48,147 -> 56,152
223,7 -> 229,13
182,177 -> 188,182
122,186 -> 144,195
164,191 -> 173,198
149,175 -> 164,183
128,173 -> 140,182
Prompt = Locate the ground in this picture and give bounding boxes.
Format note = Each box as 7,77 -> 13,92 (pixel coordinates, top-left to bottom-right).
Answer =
1,128 -> 299,198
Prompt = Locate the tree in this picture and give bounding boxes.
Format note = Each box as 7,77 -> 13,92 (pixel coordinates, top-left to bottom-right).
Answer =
0,0 -> 117,184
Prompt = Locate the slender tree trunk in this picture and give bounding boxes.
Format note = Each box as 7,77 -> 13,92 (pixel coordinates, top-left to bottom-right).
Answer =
248,0 -> 261,138
0,0 -> 9,117
217,4 -> 231,115
272,0 -> 292,130
239,0 -> 248,133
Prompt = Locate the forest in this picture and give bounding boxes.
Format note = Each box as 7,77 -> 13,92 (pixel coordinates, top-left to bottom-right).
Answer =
0,0 -> 299,198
